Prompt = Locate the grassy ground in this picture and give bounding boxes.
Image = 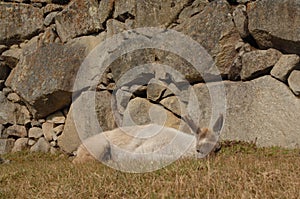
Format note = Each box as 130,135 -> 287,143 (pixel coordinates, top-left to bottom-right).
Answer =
0,142 -> 299,199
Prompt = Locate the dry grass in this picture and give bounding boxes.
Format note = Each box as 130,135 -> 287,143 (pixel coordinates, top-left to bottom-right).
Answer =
0,142 -> 300,199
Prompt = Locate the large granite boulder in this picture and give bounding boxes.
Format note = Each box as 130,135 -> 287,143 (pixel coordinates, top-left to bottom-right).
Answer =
175,0 -> 241,77
58,91 -> 116,153
5,34 -> 106,118
248,0 -> 300,54
0,2 -> 43,45
193,76 -> 300,148
55,0 -> 106,42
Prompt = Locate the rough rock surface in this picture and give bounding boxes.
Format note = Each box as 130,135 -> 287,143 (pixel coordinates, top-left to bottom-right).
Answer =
12,138 -> 28,152
0,2 -> 44,45
6,125 -> 27,138
241,49 -> 282,80
55,0 -> 104,42
58,91 -> 115,153
288,70 -> 300,96
233,5 -> 249,38
30,137 -> 50,153
122,97 -> 191,134
28,127 -> 43,139
6,35 -> 105,118
248,0 -> 300,54
175,0 -> 241,76
271,55 -> 300,82
193,76 -> 300,148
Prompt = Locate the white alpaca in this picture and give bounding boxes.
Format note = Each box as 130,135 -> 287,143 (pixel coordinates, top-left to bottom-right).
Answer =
73,114 -> 224,165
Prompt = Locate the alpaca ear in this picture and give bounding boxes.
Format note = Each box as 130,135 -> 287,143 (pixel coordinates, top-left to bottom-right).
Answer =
213,114 -> 224,133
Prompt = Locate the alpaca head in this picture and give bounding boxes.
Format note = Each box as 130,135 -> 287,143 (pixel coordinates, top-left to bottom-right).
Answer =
183,114 -> 224,157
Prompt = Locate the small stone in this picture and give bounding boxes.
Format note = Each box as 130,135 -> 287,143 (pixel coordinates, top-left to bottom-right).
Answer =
30,137 -> 50,153
28,139 -> 36,146
160,96 -> 186,116
12,138 -> 28,152
107,83 -> 116,91
50,141 -> 57,147
271,54 -> 300,82
38,119 -> 46,124
241,48 -> 282,80
2,87 -> 12,96
28,127 -> 43,139
288,70 -> 300,96
1,47 -> 22,68
233,5 -> 249,38
53,124 -> 64,136
44,12 -> 58,27
107,73 -> 113,80
46,111 -> 65,124
115,89 -> 132,114
42,122 -> 55,141
31,119 -> 42,127
6,125 -> 27,138
0,139 -> 15,154
147,79 -> 168,102
7,93 -> 21,103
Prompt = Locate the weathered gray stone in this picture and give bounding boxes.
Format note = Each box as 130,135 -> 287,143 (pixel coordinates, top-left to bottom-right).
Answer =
160,96 -> 186,117
28,127 -> 43,139
57,105 -> 81,154
122,97 -> 192,134
241,49 -> 282,80
98,0 -> 114,23
6,125 -> 27,138
193,76 -> 300,148
44,12 -> 58,27
30,137 -> 50,153
1,46 -> 22,68
7,92 -> 21,103
42,122 -> 55,141
0,139 -> 14,154
42,4 -> 64,15
58,91 -> 116,153
288,70 -> 300,96
271,54 -> 300,82
0,2 -> 44,45
95,91 -> 117,131
53,124 -> 64,136
135,0 -> 191,27
248,0 -> 300,54
6,34 -> 105,118
153,50 -> 202,83
175,0 -> 241,77
113,0 -> 135,20
115,89 -> 132,114
177,0 -> 208,24
28,139 -> 36,146
46,111 -> 65,124
147,79 -> 168,102
55,0 -> 103,42
233,5 -> 249,38
12,138 -> 28,152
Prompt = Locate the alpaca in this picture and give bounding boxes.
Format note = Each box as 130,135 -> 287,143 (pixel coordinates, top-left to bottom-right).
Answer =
72,114 -> 224,165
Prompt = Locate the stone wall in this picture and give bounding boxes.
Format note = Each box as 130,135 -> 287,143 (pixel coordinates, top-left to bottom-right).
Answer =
1,0 -> 300,155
